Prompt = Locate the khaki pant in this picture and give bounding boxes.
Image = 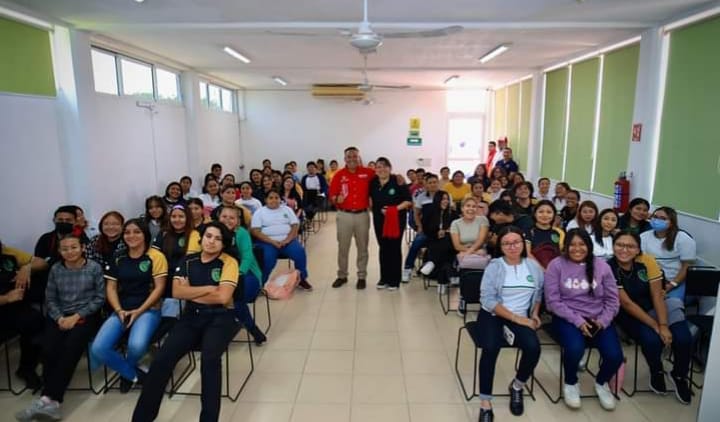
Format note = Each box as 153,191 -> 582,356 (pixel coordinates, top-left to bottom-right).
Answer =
336,210 -> 370,279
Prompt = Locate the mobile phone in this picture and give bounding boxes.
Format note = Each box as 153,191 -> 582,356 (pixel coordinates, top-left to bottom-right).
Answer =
584,317 -> 600,337
123,314 -> 131,327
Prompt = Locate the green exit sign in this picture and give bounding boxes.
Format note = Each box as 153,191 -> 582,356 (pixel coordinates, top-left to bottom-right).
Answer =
406,137 -> 422,146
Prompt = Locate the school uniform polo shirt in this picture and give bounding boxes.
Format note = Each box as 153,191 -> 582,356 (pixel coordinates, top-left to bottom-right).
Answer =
328,166 -> 375,211
105,248 -> 168,310
608,253 -> 663,311
0,246 -> 30,294
176,252 -> 239,309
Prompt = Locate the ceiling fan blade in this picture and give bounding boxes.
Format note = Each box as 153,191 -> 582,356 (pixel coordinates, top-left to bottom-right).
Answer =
373,84 -> 411,89
381,25 -> 463,39
264,30 -> 347,38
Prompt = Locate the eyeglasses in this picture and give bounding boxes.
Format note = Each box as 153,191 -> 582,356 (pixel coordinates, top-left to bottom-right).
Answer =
501,240 -> 524,248
615,243 -> 638,251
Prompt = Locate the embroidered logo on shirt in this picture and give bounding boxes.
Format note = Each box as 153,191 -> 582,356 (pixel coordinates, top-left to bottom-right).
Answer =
178,237 -> 186,248
527,275 -> 534,283
2,260 -> 15,272
211,268 -> 221,283
551,233 -> 560,244
638,269 -> 648,282
139,260 -> 151,273
389,188 -> 396,195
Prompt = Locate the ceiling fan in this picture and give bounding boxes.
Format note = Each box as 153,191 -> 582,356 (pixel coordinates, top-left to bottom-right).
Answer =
267,0 -> 463,54
355,54 -> 409,91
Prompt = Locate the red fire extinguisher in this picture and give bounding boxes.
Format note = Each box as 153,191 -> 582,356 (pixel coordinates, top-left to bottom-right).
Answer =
614,172 -> 630,213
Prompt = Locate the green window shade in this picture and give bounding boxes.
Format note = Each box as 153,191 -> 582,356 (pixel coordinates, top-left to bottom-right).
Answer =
506,83 -> 520,165
541,68 -> 568,180
518,79 -> 532,171
594,45 -> 639,196
494,87 -> 507,139
564,58 -> 599,190
654,16 -> 720,219
0,17 -> 55,96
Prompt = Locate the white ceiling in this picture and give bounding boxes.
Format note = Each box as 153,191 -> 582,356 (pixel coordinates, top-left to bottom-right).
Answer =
7,0 -> 714,89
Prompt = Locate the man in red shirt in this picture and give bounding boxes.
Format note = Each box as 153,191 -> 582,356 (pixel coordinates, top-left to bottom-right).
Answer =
329,147 -> 375,289
485,141 -> 497,171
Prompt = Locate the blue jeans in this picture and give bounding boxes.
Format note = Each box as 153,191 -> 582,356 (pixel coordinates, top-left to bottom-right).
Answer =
258,239 -> 308,282
666,282 -> 686,300
404,232 -> 428,269
551,316 -> 624,385
234,272 -> 261,331
616,312 -> 692,378
91,309 -> 161,381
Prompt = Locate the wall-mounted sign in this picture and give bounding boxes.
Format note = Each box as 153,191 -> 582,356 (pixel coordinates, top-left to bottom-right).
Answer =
632,123 -> 642,143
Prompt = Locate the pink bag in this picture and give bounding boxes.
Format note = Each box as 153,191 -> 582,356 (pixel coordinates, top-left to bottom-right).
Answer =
263,269 -> 300,300
458,251 -> 491,270
609,359 -> 626,395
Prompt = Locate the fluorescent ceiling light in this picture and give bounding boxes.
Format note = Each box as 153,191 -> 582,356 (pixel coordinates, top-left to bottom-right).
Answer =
223,46 -> 251,63
478,44 -> 510,64
444,75 -> 459,84
134,0 -> 145,3
272,76 -> 288,86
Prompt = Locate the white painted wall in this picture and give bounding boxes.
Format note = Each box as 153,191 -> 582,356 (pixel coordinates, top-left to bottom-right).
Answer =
0,94 -> 67,251
241,90 -> 449,174
196,106 -> 242,180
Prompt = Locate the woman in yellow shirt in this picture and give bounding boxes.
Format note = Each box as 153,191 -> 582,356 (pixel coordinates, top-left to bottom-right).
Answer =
444,170 -> 471,208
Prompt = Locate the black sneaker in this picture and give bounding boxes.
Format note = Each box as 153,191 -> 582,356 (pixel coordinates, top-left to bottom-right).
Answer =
356,279 -> 366,290
15,368 -> 42,391
479,408 -> 494,422
376,280 -> 387,289
508,382 -> 524,416
332,277 -> 347,288
119,377 -> 134,393
668,374 -> 692,405
298,280 -> 313,291
248,325 -> 267,346
649,371 -> 667,395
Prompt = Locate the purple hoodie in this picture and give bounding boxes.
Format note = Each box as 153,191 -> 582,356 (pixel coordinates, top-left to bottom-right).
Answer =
543,256 -> 619,328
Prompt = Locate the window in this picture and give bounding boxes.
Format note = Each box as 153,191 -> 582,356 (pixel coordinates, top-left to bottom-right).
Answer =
447,117 -> 486,176
91,49 -> 118,95
208,84 -> 221,110
156,67 -> 179,101
199,82 -> 208,106
120,57 -> 153,99
221,88 -> 234,112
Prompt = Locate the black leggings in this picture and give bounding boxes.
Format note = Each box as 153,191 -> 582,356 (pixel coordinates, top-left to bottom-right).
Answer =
0,302 -> 44,372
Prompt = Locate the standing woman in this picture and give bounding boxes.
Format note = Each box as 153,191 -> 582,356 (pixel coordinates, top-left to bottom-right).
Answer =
199,178 -> 221,217
91,219 -> 167,393
162,182 -> 185,212
640,207 -> 696,300
15,233 -> 105,422
592,209 -> 619,259
544,229 -> 623,411
566,200 -> 599,234
476,226 -> 544,422
369,157 -> 412,290
187,198 -> 211,230
143,195 -> 167,242
608,231 -> 693,404
87,211 -> 126,269
618,197 -> 651,234
132,222 -> 240,422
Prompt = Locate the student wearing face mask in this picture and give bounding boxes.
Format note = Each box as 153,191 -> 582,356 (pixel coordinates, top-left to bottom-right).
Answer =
640,207 -> 696,301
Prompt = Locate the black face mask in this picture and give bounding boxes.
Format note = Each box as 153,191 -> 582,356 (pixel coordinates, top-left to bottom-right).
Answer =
55,222 -> 74,235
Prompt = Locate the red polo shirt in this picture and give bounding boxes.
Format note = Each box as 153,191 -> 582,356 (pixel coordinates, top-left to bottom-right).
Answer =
328,166 -> 375,210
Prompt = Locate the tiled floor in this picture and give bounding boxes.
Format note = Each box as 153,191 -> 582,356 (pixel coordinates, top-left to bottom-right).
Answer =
0,213 -> 704,421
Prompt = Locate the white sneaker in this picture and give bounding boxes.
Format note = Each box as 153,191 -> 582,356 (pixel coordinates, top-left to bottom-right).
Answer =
420,261 -> 435,276
563,383 -> 581,409
401,268 -> 412,282
450,276 -> 460,286
578,352 -> 588,371
594,382 -> 616,411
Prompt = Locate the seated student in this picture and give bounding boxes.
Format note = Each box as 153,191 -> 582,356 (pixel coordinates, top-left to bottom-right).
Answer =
608,231 -> 693,404
248,169 -> 265,200
525,200 -> 564,269
509,172 -> 525,188
439,166 -> 451,186
487,200 -> 533,256
32,205 -> 91,305
251,189 -> 312,291
271,170 -> 284,189
74,206 -> 99,240
91,219 -> 167,393
187,198 -> 211,230
488,178 -> 503,202
258,174 -> 275,202
211,185 -> 252,227
640,207 -> 696,301
235,181 -> 263,215
180,175 -> 199,200
618,197 -> 651,235
198,178 -> 221,216
408,168 -> 426,197
152,206 -> 201,330
466,180 -> 492,204
132,222 -> 239,422
280,176 -> 304,219
0,240 -> 45,390
536,177 -> 552,201
418,191 -> 459,278
490,166 -> 506,183
402,173 -> 440,282
511,181 -> 534,216
553,182 -> 571,211
221,173 -> 238,192
566,200 -> 599,234
476,226 -> 544,422
217,206 -> 266,345
592,209 -> 619,260
450,197 -> 490,273
210,163 -> 223,183
444,170 -> 472,209
477,200 -> 490,217
315,158 -> 327,178
544,229 -> 623,411
300,161 -> 329,220
15,233 -> 105,422
467,163 -> 490,189
142,196 -> 167,242
558,189 -> 580,229
87,211 -> 127,269
162,182 -> 185,213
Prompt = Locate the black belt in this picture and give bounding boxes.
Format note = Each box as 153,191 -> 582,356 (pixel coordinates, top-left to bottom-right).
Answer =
340,209 -> 367,214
